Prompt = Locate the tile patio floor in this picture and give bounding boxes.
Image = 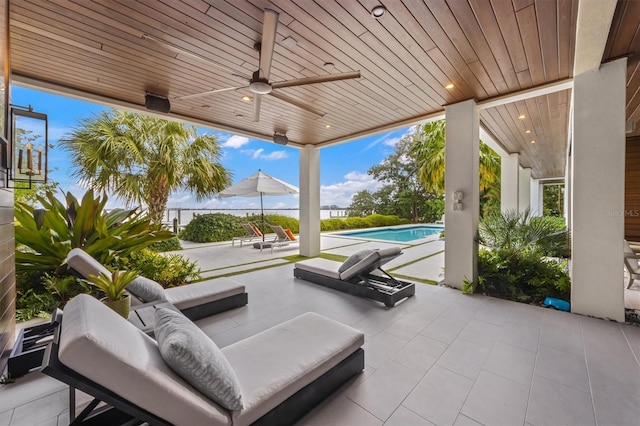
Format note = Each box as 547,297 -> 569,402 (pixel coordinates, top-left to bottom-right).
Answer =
1,235 -> 639,426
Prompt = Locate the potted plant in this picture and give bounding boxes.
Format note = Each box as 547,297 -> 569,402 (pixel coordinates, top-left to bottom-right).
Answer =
86,270 -> 139,318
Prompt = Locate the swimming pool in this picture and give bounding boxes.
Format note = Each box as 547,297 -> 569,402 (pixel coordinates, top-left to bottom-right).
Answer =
339,225 -> 444,242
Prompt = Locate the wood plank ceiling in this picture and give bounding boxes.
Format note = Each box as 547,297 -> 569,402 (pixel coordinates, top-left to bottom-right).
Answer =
9,0 -> 630,180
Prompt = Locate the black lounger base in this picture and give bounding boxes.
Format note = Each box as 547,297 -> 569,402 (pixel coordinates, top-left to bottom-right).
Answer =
294,268 -> 415,307
42,309 -> 364,426
180,292 -> 248,321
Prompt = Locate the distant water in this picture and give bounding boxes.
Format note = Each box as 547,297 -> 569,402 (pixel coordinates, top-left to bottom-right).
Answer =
164,208 -> 348,226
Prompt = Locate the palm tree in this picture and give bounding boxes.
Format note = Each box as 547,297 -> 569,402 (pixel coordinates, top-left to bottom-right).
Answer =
410,120 -> 501,194
61,111 -> 231,224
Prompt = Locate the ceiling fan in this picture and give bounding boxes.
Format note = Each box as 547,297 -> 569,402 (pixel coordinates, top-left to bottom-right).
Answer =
143,9 -> 360,122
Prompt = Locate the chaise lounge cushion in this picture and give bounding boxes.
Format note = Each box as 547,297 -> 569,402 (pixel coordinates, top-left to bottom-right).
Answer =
127,276 -> 167,303
58,294 -> 230,426
294,258 -> 342,279
165,277 -> 245,310
223,312 -> 364,425
338,249 -> 375,274
154,307 -> 243,410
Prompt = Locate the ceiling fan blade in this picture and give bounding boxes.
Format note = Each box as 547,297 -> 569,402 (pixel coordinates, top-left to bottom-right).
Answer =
173,86 -> 246,100
269,92 -> 326,117
259,9 -> 279,80
141,33 -> 251,79
253,94 -> 262,122
271,71 -> 361,89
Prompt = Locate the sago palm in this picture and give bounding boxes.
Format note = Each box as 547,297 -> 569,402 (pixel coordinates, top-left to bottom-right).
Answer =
410,119 -> 501,194
61,111 -> 232,223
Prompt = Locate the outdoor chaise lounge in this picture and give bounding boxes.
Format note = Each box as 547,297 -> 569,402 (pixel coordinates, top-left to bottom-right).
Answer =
294,247 -> 415,307
232,223 -> 265,246
66,248 -> 248,320
623,239 -> 640,289
253,224 -> 299,253
42,294 -> 365,425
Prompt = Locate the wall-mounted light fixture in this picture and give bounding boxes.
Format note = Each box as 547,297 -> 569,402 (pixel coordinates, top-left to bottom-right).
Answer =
453,191 -> 464,211
10,105 -> 48,187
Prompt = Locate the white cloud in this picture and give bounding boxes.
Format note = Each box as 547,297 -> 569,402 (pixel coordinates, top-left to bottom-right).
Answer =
240,148 -> 288,161
222,135 -> 250,148
320,171 -> 381,207
261,150 -> 288,160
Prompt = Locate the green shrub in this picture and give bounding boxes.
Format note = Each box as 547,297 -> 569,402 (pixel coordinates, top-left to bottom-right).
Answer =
15,289 -> 58,322
116,249 -> 200,288
14,190 -> 173,274
149,236 -> 182,252
476,248 -> 570,303
321,218 -> 347,231
179,213 -> 243,242
343,217 -> 370,229
471,209 -> 571,304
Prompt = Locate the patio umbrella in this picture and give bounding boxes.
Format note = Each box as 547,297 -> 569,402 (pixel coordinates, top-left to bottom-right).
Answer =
219,169 -> 299,240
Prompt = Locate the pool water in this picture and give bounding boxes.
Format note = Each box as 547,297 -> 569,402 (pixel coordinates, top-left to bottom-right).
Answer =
340,225 -> 444,242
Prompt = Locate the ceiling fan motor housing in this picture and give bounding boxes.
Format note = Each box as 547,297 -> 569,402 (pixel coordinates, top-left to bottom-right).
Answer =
145,92 -> 171,113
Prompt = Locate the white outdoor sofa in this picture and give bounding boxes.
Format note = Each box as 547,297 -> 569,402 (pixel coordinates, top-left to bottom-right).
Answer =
42,294 -> 365,425
66,248 -> 248,320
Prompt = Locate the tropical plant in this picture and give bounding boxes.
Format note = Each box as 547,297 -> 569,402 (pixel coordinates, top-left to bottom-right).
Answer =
478,208 -> 570,258
86,270 -> 139,302
115,249 -> 200,288
60,110 -> 232,223
14,190 -> 173,274
543,184 -> 565,217
410,120 -> 501,215
469,208 -> 571,303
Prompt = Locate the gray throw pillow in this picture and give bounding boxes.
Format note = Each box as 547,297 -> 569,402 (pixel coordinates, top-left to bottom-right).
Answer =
126,276 -> 166,303
154,307 -> 243,411
338,249 -> 375,273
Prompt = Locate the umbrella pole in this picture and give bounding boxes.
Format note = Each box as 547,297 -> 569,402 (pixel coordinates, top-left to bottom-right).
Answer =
260,192 -> 265,241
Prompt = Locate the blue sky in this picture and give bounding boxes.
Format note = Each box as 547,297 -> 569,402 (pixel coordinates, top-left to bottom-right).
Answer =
11,85 -> 413,210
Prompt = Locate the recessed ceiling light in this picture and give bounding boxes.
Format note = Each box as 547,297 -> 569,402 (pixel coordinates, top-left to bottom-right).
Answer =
445,83 -> 455,89
281,36 -> 298,48
323,62 -> 336,71
525,129 -> 531,134
530,140 -> 536,144
325,124 -> 331,129
518,114 -> 526,119
242,95 -> 252,102
201,104 -> 211,108
236,114 -> 244,118
371,6 -> 386,18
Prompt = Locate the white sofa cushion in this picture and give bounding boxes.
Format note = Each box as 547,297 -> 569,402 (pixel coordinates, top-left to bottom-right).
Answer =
165,277 -> 245,310
154,307 -> 243,410
294,258 -> 342,279
59,294 -> 230,426
223,312 -> 364,426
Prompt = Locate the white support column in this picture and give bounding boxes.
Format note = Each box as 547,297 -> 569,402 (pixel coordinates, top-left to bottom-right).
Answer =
518,168 -> 531,213
571,58 -> 626,322
530,180 -> 542,216
501,153 -> 520,213
299,145 -> 321,257
444,100 -> 479,289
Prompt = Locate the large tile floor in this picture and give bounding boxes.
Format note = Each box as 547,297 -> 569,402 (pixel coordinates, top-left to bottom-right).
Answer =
1,262 -> 639,426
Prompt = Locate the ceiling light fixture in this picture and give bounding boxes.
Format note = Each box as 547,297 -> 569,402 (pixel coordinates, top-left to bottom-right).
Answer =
518,114 -> 526,119
273,132 -> 289,145
445,83 -> 455,89
242,95 -> 252,102
530,140 -> 536,144
525,129 -> 531,134
371,6 -> 386,18
325,124 -> 331,129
